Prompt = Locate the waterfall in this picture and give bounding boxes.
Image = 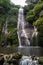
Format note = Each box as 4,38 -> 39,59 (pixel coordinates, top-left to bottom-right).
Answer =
2,17 -> 8,34
31,26 -> 38,46
19,56 -> 39,65
17,8 -> 30,47
2,17 -> 8,46
32,26 -> 38,37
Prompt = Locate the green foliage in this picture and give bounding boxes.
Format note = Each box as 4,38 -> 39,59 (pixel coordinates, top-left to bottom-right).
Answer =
38,34 -> 43,46
31,36 -> 37,46
33,18 -> 43,46
26,15 -> 35,24
12,52 -> 22,59
25,0 -> 43,46
7,28 -> 18,45
0,0 -> 11,14
7,15 -> 18,45
8,15 -> 17,29
0,0 -> 19,46
38,0 -> 43,3
26,0 -> 38,4
33,18 -> 43,26
39,10 -> 43,17
24,3 -> 34,15
27,10 -> 34,15
26,10 -> 35,24
10,7 -> 18,16
0,15 -> 6,34
39,57 -> 43,65
26,3 -> 43,24
33,3 -> 43,15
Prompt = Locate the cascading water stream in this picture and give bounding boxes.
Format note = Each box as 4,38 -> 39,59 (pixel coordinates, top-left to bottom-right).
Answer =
2,17 -> 8,34
17,8 -> 30,47
19,56 -> 39,65
2,17 -> 8,45
32,26 -> 38,38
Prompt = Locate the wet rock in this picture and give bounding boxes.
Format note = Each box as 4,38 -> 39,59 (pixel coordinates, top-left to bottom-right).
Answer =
12,52 -> 22,59
0,54 -> 4,65
3,62 -> 9,65
10,52 -> 22,65
20,56 -> 39,65
31,56 -> 39,60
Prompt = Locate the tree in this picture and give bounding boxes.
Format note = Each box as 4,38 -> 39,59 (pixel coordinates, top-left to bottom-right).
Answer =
0,0 -> 19,46
24,0 -> 43,46
33,18 -> 43,46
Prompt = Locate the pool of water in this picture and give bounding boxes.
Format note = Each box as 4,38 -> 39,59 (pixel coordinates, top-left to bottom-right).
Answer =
18,46 -> 43,56
0,46 -> 43,57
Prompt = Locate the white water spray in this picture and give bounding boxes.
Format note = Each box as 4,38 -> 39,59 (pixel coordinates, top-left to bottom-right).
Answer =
17,8 -> 30,47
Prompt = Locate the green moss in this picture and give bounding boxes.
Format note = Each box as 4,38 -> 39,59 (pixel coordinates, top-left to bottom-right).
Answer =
12,52 -> 22,59
39,57 -> 43,65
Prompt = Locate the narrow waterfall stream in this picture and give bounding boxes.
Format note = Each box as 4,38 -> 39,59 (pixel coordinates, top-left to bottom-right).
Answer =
17,8 -> 30,47
1,17 -> 8,45
2,17 -> 8,34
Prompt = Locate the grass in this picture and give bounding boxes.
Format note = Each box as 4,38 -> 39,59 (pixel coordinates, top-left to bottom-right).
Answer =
39,57 -> 43,65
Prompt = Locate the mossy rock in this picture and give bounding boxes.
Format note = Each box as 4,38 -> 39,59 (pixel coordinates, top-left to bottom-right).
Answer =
39,57 -> 43,65
12,52 -> 22,59
0,54 -> 4,65
0,54 -> 4,60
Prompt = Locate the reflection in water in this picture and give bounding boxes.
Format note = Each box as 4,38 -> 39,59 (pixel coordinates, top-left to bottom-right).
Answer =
18,46 -> 43,56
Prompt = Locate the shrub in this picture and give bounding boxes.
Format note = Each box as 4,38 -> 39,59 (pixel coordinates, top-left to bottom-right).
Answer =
33,3 -> 43,15
33,18 -> 43,26
33,18 -> 43,46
